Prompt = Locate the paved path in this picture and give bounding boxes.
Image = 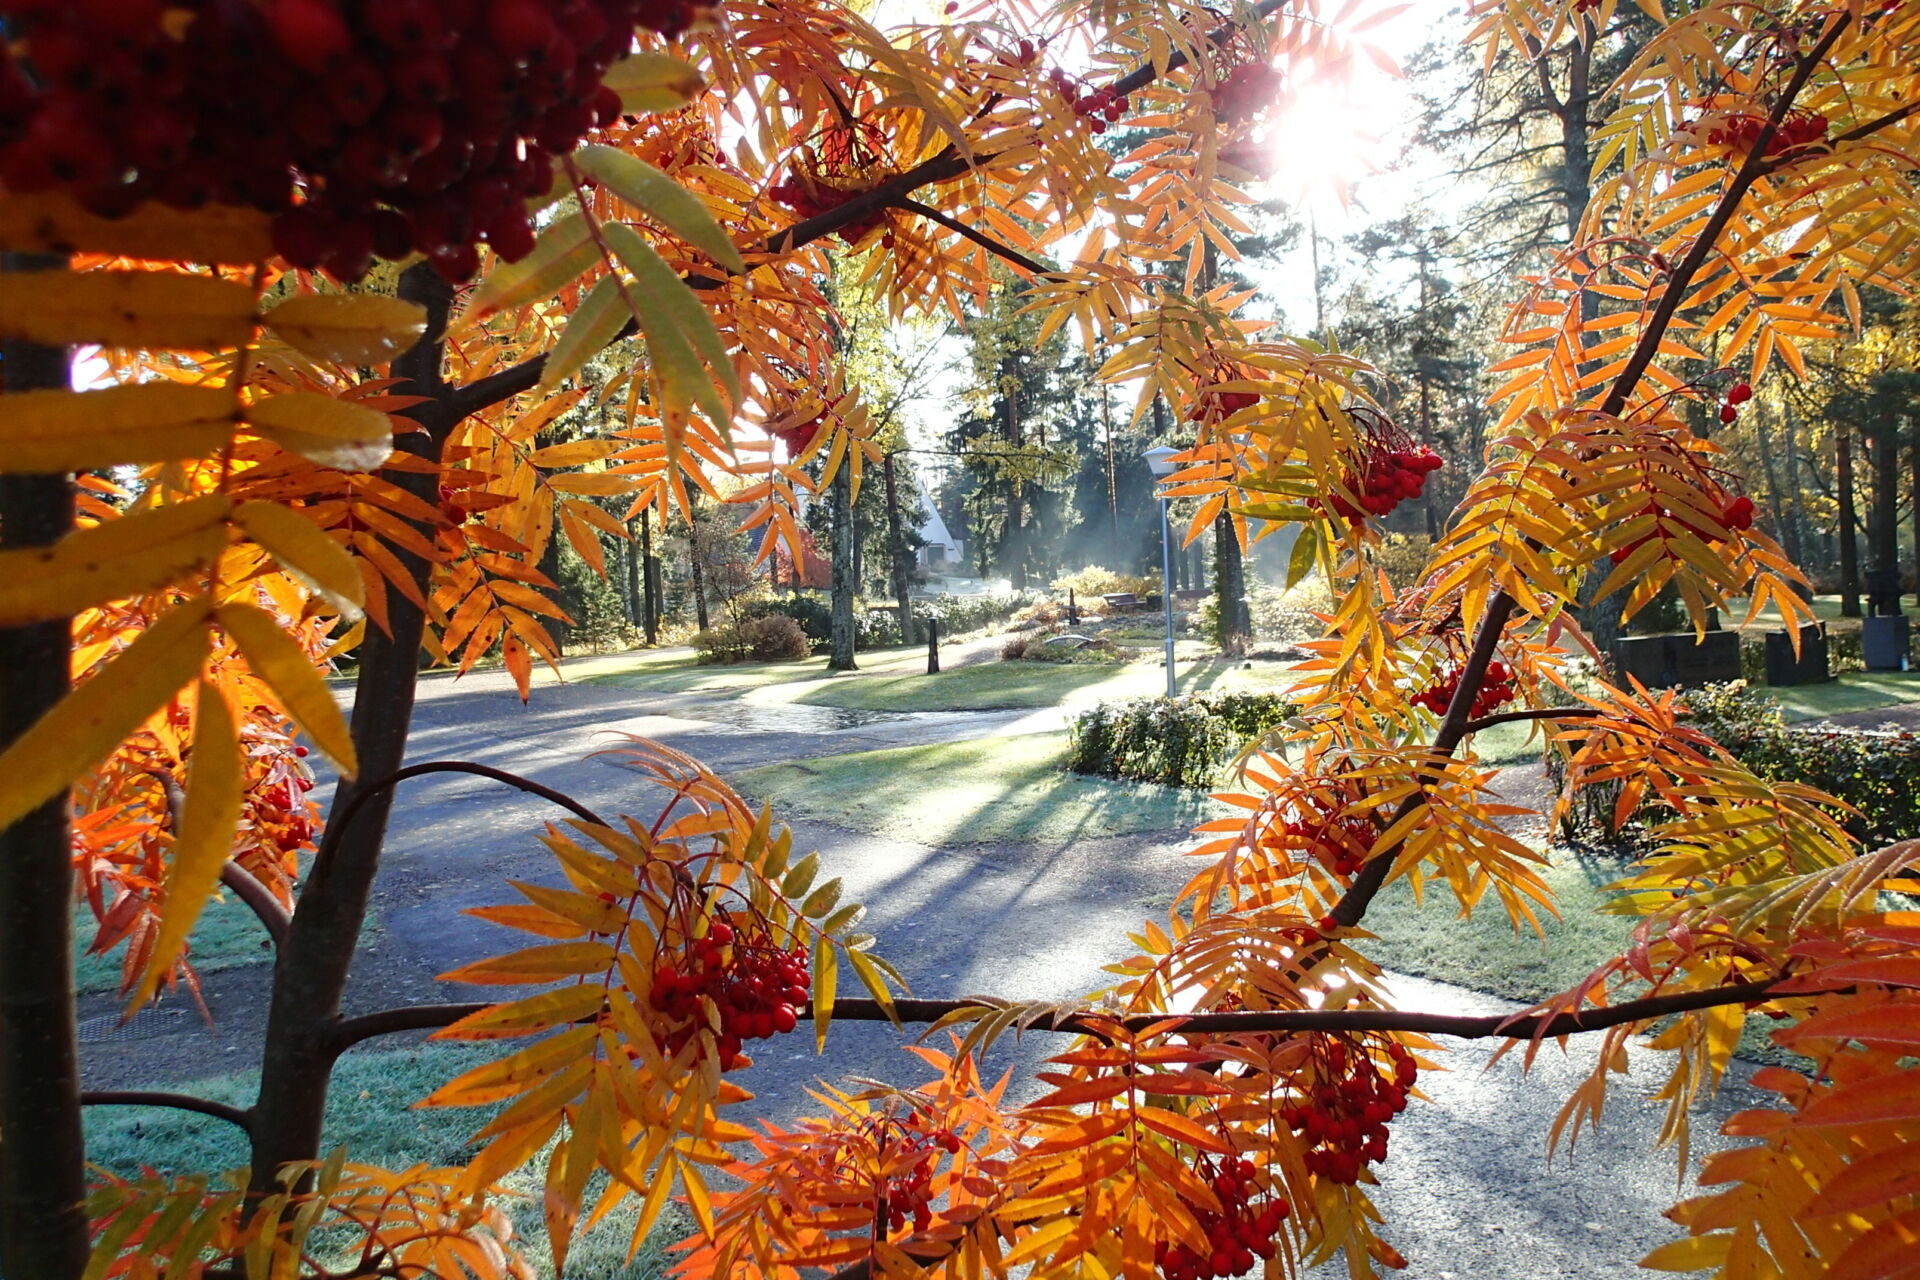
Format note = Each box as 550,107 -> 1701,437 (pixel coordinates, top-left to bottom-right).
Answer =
79,654 -> 1771,1278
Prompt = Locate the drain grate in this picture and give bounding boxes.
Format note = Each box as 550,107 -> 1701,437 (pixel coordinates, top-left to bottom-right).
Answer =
77,999 -> 190,1043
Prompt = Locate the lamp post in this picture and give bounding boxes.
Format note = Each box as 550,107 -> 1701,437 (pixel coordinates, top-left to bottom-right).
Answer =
1143,445 -> 1180,699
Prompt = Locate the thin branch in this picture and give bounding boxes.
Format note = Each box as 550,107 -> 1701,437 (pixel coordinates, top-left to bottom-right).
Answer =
895,198 -> 1056,276
1461,706 -> 1609,734
313,762 -> 608,878
79,1090 -> 252,1133
219,861 -> 290,947
328,977 -> 1796,1055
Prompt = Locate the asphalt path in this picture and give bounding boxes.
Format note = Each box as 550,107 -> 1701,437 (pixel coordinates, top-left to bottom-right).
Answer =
79,657 -> 1771,1278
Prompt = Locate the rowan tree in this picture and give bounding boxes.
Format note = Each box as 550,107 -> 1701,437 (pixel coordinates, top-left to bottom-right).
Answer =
2,2 -> 1920,1279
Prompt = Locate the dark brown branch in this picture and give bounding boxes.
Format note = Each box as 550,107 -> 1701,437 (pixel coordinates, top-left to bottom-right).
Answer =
79,1090 -> 252,1133
313,761 -> 609,876
329,977 -> 1795,1055
1819,98 -> 1920,150
219,861 -> 291,947
1461,706 -> 1608,734
895,198 -> 1055,276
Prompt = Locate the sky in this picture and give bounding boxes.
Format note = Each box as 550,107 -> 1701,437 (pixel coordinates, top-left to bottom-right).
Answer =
880,0 -> 1463,465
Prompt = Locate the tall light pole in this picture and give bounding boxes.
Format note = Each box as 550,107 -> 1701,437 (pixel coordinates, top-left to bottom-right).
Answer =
1144,446 -> 1180,699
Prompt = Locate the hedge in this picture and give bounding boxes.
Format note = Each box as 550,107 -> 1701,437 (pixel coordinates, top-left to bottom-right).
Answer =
1065,692 -> 1299,789
1554,683 -> 1920,846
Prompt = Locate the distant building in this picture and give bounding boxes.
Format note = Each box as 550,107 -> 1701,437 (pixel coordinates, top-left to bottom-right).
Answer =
915,482 -> 962,568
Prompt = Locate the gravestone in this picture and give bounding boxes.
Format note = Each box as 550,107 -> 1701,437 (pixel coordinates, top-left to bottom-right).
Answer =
1863,614 -> 1910,671
1764,623 -> 1829,686
1614,631 -> 1743,688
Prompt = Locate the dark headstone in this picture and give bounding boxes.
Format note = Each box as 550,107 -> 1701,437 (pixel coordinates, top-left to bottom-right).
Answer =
1867,565 -> 1905,617
1863,614 -> 1910,670
1764,623 -> 1829,686
1613,631 -> 1742,688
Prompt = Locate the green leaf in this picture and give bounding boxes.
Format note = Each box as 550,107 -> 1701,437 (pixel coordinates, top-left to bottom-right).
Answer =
600,51 -> 707,115
464,213 -> 600,320
782,851 -> 819,903
537,274 -> 631,393
801,877 -> 843,919
1286,525 -> 1319,589
573,146 -> 746,273
598,222 -> 737,434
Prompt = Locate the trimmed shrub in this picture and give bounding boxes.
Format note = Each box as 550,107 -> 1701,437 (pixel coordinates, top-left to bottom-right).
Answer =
1553,682 -> 1920,846
1051,565 -> 1161,599
692,613 -> 810,664
1066,692 -> 1298,788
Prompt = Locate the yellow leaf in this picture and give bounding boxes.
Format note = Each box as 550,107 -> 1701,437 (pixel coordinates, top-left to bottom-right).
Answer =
437,986 -> 607,1039
0,596 -> 210,835
215,601 -> 358,777
464,213 -> 599,320
0,383 -> 235,474
600,51 -> 706,114
0,494 -> 232,627
232,500 -> 363,618
529,439 -> 623,468
246,391 -> 394,471
572,146 -> 746,273
130,679 -> 244,1008
439,942 -> 618,985
0,191 -> 273,264
0,268 -> 256,349
262,294 -> 429,364
0,191 -> 272,264
1639,1235 -> 1731,1271
546,472 -> 634,496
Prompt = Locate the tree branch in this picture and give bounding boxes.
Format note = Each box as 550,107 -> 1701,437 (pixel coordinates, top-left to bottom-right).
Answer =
895,198 -> 1056,276
313,761 -> 609,878
1461,706 -> 1608,734
328,977 -> 1797,1055
79,1090 -> 252,1133
218,861 -> 291,947
447,0 -> 1298,419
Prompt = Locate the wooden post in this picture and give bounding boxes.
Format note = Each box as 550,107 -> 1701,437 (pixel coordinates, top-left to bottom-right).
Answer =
927,614 -> 940,674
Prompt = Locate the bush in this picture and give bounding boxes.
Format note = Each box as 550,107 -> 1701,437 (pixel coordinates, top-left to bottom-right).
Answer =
1553,682 -> 1920,846
921,590 -> 1036,635
1065,692 -> 1299,788
1374,533 -> 1434,596
1190,579 -> 1331,649
1051,565 -> 1161,600
692,613 -> 810,664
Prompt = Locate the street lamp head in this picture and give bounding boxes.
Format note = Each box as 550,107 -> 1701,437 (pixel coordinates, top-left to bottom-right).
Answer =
1142,445 -> 1181,478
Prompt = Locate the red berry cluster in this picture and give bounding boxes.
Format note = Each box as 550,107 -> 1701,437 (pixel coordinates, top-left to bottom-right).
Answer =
1325,446 -> 1443,522
1047,69 -> 1129,132
0,0 -> 707,283
1700,106 -> 1828,156
1187,385 -> 1258,423
1411,660 -> 1514,718
769,172 -> 888,248
1284,809 -> 1374,878
1154,1156 -> 1290,1280
1281,1038 -> 1416,1185
648,919 -> 809,1071
872,1110 -> 964,1237
1214,62 -> 1283,124
1718,380 -> 1753,425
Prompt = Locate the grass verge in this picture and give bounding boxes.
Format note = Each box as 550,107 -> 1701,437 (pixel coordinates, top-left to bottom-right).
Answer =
74,892 -> 275,996
736,731 -> 1221,844
82,1042 -> 685,1280
1765,670 -> 1920,722
756,655 -> 1303,714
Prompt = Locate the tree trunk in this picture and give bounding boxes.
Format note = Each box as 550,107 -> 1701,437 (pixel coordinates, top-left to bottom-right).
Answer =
1911,427 -> 1920,609
623,516 -> 642,632
882,453 -> 917,644
0,256 -> 90,1280
1871,411 -> 1901,584
1213,509 -> 1252,651
1840,422 -> 1862,617
687,499 -> 710,632
640,508 -> 659,644
1102,386 -> 1119,553
249,264 -> 455,1197
829,460 -> 858,670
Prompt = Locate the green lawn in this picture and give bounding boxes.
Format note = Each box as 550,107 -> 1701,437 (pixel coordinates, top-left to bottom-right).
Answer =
1765,669 -> 1920,721
737,731 -> 1223,844
83,1042 -> 686,1280
73,892 -> 276,996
